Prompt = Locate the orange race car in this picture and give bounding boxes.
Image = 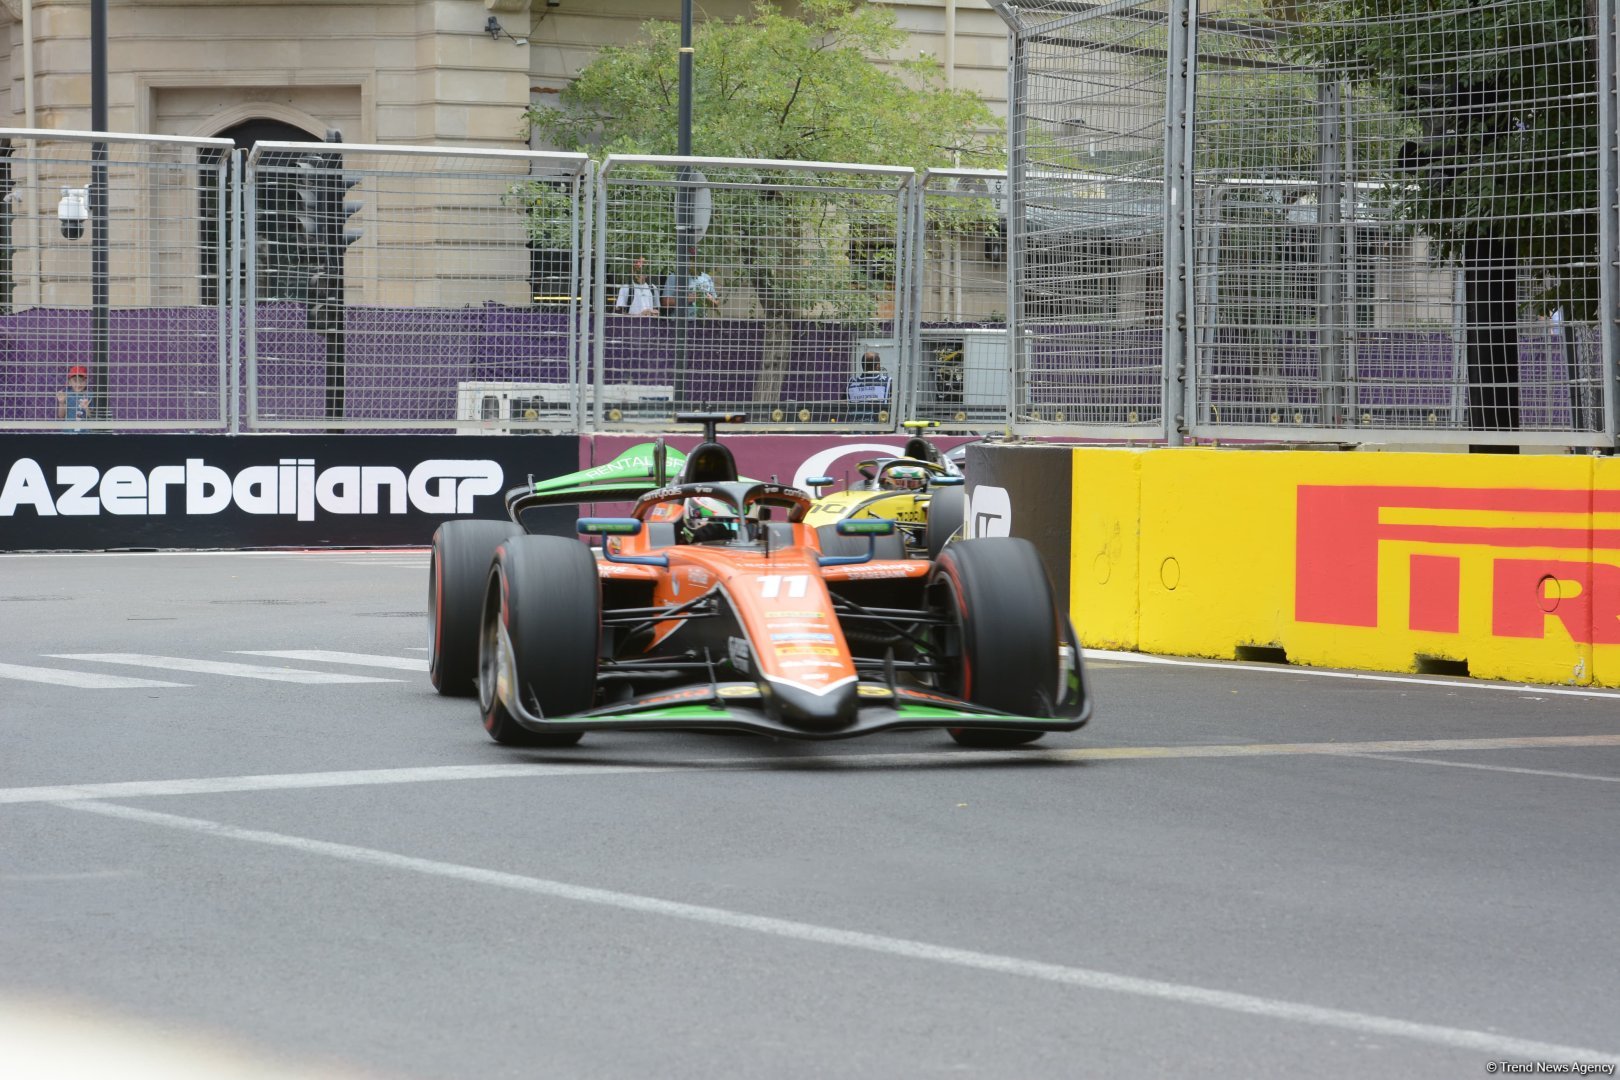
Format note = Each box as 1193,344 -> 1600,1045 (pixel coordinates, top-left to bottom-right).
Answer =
428,414 -> 1090,748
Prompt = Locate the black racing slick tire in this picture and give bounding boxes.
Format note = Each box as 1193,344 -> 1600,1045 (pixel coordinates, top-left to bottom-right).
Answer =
925,484 -> 965,561
931,538 -> 1059,748
429,519 -> 523,696
477,535 -> 597,747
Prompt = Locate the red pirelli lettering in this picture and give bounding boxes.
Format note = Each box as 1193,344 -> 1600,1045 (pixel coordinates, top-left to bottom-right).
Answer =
1296,484 -> 1620,641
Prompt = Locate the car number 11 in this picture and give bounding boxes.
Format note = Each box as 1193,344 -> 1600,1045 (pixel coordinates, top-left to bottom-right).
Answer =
758,574 -> 810,599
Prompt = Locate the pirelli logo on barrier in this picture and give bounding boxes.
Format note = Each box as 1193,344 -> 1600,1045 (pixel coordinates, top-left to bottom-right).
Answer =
1295,485 -> 1620,644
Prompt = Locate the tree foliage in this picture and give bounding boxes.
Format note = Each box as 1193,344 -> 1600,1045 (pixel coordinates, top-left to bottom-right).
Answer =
519,0 -> 1003,341
1283,0 -> 1601,319
528,0 -> 999,168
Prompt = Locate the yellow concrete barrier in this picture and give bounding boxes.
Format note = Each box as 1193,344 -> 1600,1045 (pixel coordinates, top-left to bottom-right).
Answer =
1068,446 -> 1620,687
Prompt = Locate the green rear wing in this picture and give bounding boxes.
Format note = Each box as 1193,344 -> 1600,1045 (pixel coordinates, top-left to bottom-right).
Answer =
504,442 -> 688,519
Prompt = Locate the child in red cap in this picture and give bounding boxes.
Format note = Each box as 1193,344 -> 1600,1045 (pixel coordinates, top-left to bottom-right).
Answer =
57,364 -> 92,427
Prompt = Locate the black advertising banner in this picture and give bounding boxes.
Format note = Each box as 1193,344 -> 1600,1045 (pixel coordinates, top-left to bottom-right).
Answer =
964,442 -> 1075,603
0,434 -> 577,551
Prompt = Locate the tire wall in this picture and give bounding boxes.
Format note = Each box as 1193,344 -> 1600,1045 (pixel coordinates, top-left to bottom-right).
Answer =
977,443 -> 1620,688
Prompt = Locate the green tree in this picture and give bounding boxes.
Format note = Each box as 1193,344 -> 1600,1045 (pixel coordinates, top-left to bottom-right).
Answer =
523,0 -> 1003,403
528,0 -> 998,167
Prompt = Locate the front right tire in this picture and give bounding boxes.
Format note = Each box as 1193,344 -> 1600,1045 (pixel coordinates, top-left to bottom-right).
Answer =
477,535 -> 599,747
930,538 -> 1060,748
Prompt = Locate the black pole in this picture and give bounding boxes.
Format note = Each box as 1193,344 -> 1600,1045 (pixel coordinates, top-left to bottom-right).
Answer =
678,0 -> 692,157
91,0 -> 109,419
0,139 -> 13,315
673,0 -> 693,408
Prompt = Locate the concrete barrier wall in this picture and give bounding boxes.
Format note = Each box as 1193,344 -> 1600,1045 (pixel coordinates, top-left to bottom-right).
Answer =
1053,446 -> 1620,688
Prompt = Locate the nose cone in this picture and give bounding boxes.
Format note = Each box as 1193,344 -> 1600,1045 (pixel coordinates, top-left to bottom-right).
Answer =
764,678 -> 857,731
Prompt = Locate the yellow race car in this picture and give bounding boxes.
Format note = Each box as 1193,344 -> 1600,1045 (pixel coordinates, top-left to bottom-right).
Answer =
802,424 -> 966,560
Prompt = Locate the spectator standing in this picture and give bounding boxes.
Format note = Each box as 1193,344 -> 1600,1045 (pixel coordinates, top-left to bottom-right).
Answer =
57,364 -> 93,430
613,257 -> 661,316
685,269 -> 720,318
847,350 -> 891,423
661,270 -> 679,316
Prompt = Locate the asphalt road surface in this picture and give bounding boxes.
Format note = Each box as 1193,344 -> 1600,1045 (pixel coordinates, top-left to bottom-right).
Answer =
2,550 -> 1617,1080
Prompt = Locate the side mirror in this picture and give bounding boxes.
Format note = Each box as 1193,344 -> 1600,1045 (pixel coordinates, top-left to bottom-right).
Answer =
806,475 -> 835,492
931,475 -> 964,487
578,516 -> 668,567
835,517 -> 895,536
820,517 -> 897,567
577,517 -> 642,536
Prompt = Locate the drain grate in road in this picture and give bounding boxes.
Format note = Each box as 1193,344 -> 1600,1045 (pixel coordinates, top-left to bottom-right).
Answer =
0,595 -> 73,602
356,611 -> 427,618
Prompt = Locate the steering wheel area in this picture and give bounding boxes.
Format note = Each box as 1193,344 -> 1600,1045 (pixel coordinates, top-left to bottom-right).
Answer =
633,481 -> 812,524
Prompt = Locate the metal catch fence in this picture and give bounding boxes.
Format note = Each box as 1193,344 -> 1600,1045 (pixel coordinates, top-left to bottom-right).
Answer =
1002,0 -> 1175,439
591,156 -> 915,429
0,129 -> 233,430
908,169 -> 1014,428
244,142 -> 591,432
998,0 -> 1620,446
1187,0 -> 1614,446
4,76 -> 1616,450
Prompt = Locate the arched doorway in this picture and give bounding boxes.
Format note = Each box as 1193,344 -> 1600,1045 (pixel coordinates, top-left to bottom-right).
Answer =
201,118 -> 321,306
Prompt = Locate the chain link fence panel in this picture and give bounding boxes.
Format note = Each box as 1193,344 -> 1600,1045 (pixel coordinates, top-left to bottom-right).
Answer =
592,156 -> 914,430
1187,0 -> 1615,446
998,0 -> 1618,447
1002,0 -> 1174,440
244,142 -> 590,432
0,129 -> 233,431
908,169 -> 1012,429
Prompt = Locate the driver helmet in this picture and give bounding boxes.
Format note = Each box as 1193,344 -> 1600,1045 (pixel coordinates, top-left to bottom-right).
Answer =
882,465 -> 929,492
684,496 -> 739,542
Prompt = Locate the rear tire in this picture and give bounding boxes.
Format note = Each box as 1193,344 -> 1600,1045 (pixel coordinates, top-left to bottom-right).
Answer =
429,519 -> 522,696
931,538 -> 1058,748
477,535 -> 597,747
925,484 -> 965,560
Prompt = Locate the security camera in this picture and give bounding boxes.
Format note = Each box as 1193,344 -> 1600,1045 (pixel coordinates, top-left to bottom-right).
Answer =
58,186 -> 87,240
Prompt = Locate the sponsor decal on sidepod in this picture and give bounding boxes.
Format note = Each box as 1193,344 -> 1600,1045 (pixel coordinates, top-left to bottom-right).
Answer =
0,457 -> 503,520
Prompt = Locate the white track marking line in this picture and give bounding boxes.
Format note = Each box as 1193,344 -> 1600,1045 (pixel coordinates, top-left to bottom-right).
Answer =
235,650 -> 428,672
0,662 -> 186,689
60,798 -> 1620,1064
1082,648 -> 1620,700
4,735 -> 1618,806
1343,752 -> 1620,783
0,763 -> 673,804
47,654 -> 397,685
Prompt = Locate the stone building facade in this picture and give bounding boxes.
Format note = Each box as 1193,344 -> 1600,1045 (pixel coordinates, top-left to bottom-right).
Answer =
0,0 -> 1008,150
